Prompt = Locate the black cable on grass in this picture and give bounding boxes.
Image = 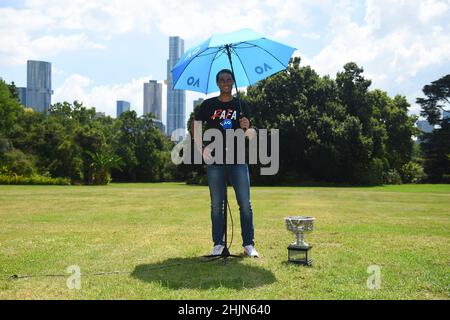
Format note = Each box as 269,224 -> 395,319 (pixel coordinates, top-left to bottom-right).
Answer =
6,187 -> 241,281
227,199 -> 234,252
6,254 -> 236,281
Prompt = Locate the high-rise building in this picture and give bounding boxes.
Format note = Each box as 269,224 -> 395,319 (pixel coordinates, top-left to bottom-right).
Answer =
26,60 -> 53,112
443,110 -> 450,120
193,98 -> 204,109
416,120 -> 434,133
116,100 -> 131,117
416,119 -> 435,144
166,36 -> 186,140
152,119 -> 166,133
143,80 -> 163,120
16,87 -> 27,106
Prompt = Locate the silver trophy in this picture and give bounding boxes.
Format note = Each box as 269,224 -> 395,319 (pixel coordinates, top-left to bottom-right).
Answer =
285,216 -> 315,248
284,216 -> 315,265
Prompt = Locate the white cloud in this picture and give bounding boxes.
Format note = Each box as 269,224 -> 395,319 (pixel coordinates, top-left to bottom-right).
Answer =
300,0 -> 450,115
418,0 -> 449,24
53,74 -> 153,117
0,0 -> 332,65
53,74 -> 91,107
0,7 -> 52,32
302,32 -> 321,40
0,31 -> 105,65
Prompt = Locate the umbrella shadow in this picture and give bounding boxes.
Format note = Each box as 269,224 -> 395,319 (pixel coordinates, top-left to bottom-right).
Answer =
131,257 -> 277,290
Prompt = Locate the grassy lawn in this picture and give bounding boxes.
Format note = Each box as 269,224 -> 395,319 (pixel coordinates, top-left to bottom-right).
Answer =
0,183 -> 449,299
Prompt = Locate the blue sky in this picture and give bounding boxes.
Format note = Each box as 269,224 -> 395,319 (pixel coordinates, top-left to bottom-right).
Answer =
1,0 -> 449,124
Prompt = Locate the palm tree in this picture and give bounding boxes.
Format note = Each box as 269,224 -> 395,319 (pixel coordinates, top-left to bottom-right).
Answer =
86,151 -> 123,185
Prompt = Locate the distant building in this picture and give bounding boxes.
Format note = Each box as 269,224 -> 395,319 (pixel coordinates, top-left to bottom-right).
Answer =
416,119 -> 434,144
193,98 -> 204,109
166,36 -> 186,139
416,120 -> 434,134
16,87 -> 27,106
26,60 -> 53,112
116,100 -> 131,117
143,80 -> 163,120
95,112 -> 106,118
152,119 -> 166,133
443,110 -> 450,120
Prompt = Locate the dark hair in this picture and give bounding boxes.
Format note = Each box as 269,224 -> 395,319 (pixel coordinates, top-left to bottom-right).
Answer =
216,69 -> 235,82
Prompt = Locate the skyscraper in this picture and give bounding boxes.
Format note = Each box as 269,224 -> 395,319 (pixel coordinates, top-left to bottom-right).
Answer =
167,36 -> 186,139
16,87 -> 27,106
116,100 -> 131,117
151,119 -> 166,133
443,110 -> 450,120
26,60 -> 52,112
193,98 -> 204,109
416,120 -> 434,134
143,80 -> 162,120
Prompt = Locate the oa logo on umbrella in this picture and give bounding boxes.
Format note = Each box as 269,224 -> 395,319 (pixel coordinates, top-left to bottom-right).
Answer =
187,77 -> 200,87
255,63 -> 272,75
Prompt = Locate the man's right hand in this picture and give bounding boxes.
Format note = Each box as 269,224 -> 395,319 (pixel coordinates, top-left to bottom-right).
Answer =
203,145 -> 213,162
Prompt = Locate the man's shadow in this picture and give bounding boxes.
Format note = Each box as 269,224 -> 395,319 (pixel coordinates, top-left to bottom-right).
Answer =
131,257 -> 277,290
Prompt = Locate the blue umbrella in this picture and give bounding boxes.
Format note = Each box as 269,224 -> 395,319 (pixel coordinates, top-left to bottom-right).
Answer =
171,28 -> 296,95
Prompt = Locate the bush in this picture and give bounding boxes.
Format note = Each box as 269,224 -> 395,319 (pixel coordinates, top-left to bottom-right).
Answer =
0,174 -> 70,185
400,162 -> 427,183
1,149 -> 37,176
383,169 -> 402,185
353,158 -> 385,185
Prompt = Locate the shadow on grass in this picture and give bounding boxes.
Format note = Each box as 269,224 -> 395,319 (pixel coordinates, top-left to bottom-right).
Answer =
131,257 -> 276,290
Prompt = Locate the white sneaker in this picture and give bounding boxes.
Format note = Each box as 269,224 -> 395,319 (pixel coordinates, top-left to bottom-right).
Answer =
212,244 -> 225,256
244,245 -> 259,257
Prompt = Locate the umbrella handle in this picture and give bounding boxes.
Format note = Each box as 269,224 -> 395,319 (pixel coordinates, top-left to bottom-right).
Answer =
226,45 -> 247,132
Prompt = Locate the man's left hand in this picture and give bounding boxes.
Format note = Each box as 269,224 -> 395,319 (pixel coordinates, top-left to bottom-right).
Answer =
239,117 -> 250,130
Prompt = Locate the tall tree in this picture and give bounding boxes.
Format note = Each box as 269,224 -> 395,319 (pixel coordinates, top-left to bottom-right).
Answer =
336,62 -> 373,135
0,79 -> 24,138
417,74 -> 450,125
417,74 -> 450,182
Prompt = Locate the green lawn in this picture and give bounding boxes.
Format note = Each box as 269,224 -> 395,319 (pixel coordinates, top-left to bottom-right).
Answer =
0,183 -> 449,299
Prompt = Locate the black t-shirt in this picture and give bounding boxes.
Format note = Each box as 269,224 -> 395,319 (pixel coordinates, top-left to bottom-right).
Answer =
194,96 -> 250,164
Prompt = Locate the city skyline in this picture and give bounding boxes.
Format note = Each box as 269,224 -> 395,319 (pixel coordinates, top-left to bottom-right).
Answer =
1,0 -> 449,121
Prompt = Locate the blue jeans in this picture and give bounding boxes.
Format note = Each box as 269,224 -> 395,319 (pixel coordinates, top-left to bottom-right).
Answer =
206,164 -> 255,247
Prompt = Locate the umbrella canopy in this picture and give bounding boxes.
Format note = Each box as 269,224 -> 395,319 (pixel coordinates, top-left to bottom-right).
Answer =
171,28 -> 296,94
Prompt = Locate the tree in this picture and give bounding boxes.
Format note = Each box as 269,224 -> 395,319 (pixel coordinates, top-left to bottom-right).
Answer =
135,113 -> 171,182
417,74 -> 450,182
336,62 -> 373,135
7,81 -> 19,101
112,111 -> 139,181
242,59 -> 417,185
0,79 -> 24,138
74,125 -> 107,184
86,150 -> 122,185
111,111 -> 173,182
417,74 -> 450,125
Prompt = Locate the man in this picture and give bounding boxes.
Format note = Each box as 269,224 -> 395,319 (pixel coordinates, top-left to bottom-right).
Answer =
193,69 -> 259,257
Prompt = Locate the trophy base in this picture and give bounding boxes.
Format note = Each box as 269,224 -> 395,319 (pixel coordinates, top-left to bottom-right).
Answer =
289,259 -> 313,266
287,244 -> 312,267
